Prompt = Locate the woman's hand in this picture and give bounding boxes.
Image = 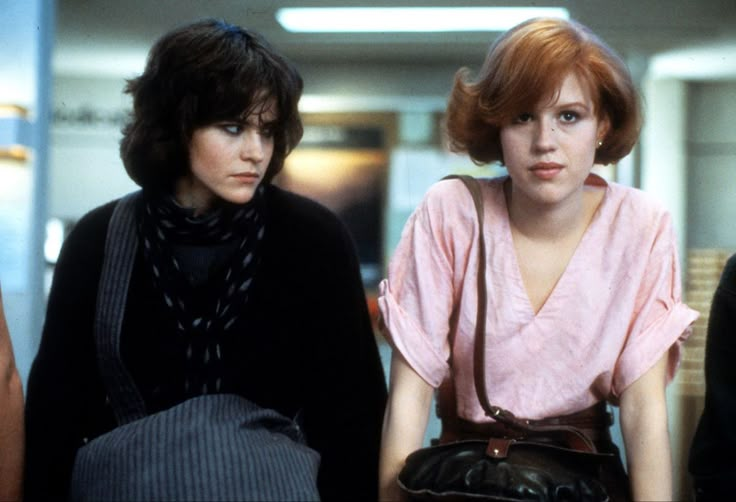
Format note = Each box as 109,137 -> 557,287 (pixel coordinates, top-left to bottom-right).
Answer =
378,352 -> 434,501
620,351 -> 672,501
0,285 -> 24,501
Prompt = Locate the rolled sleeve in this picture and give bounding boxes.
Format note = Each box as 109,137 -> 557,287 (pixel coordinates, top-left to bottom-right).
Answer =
614,301 -> 697,394
378,181 -> 472,388
612,223 -> 699,395
378,280 -> 450,387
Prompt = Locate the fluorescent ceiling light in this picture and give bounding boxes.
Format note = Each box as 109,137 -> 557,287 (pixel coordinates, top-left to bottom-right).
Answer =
276,7 -> 569,33
649,45 -> 736,80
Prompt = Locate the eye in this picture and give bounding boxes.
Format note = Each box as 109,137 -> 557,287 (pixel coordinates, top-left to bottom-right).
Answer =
514,112 -> 534,124
221,123 -> 243,135
259,124 -> 276,138
560,111 -> 579,123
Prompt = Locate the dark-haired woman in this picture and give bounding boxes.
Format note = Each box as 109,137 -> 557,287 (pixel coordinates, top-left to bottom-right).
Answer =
24,19 -> 386,501
378,18 -> 698,501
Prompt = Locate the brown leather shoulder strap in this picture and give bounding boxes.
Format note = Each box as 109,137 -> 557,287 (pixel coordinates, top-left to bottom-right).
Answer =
441,175 -> 603,453
440,175 -> 491,414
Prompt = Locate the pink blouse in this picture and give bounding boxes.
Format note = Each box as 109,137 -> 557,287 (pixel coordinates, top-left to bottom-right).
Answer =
378,175 -> 699,422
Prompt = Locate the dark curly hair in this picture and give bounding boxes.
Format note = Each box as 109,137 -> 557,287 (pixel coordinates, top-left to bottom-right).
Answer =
120,19 -> 304,189
446,17 -> 641,166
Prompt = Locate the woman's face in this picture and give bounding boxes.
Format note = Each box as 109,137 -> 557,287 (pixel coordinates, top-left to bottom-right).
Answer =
499,72 -> 608,208
176,99 -> 277,214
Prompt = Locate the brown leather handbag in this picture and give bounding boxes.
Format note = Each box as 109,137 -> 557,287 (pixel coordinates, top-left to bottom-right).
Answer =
397,175 -> 629,502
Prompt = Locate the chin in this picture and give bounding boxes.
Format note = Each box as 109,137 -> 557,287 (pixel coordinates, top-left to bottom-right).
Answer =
527,186 -> 574,206
211,190 -> 251,207
228,194 -> 256,205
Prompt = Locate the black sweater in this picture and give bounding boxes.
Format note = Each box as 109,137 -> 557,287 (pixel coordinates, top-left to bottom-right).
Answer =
24,185 -> 387,500
689,253 -> 736,501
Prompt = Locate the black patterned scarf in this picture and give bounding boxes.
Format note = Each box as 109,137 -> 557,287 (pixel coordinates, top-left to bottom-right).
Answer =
138,185 -> 266,396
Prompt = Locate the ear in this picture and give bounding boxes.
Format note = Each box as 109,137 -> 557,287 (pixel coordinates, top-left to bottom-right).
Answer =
596,115 -> 611,144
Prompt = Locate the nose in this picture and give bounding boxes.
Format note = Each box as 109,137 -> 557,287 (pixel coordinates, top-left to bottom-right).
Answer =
532,116 -> 557,152
240,129 -> 265,162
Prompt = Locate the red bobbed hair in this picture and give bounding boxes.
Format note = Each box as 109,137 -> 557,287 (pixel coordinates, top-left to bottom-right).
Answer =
445,18 -> 641,166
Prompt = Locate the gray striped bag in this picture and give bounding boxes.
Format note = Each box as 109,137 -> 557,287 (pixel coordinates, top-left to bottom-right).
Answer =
70,192 -> 321,501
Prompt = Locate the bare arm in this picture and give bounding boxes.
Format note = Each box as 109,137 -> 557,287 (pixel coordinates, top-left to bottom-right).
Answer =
0,286 -> 24,501
619,351 -> 671,501
378,352 -> 434,501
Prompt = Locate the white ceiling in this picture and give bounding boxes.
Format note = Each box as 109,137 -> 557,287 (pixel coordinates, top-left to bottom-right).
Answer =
55,0 -> 736,80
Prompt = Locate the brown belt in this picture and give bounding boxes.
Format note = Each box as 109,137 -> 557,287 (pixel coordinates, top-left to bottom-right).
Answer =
439,401 -> 614,452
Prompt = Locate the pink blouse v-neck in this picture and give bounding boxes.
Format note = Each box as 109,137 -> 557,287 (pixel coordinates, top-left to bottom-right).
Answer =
378,175 -> 699,422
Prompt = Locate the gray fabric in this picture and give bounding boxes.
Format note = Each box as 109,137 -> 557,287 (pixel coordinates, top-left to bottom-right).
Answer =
70,394 -> 321,501
72,192 -> 321,501
95,190 -> 147,424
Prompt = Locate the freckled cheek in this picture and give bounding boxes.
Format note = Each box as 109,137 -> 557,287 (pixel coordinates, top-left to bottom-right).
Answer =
499,136 -> 527,166
499,133 -> 521,159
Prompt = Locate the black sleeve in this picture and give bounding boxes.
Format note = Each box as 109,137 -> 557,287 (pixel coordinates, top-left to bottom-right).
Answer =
24,203 -> 115,501
689,254 -> 736,501
298,207 -> 388,501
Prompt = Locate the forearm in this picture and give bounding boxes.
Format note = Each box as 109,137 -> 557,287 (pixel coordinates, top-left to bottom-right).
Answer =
0,291 -> 24,501
378,407 -> 428,501
378,353 -> 433,501
622,402 -> 671,500
0,368 -> 24,502
620,353 -> 672,501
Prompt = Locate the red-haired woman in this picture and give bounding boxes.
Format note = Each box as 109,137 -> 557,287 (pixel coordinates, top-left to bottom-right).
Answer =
379,17 -> 698,501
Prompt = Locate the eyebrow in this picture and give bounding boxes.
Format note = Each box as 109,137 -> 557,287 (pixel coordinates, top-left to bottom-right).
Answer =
241,113 -> 277,124
553,101 -> 591,110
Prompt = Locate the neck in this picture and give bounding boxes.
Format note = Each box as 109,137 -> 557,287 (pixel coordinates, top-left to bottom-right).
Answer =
174,175 -> 212,216
505,180 -> 588,242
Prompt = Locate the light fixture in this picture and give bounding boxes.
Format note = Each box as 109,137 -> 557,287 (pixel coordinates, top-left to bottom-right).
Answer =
0,105 -> 28,118
0,105 -> 32,161
44,217 -> 66,264
276,6 -> 569,33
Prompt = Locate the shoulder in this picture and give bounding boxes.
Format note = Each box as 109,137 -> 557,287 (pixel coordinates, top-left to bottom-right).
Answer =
719,254 -> 736,294
424,175 -> 503,203
606,182 -> 670,220
604,182 -> 674,239
265,184 -> 342,227
419,175 -> 505,218
259,186 -> 364,289
62,199 -> 121,252
413,176 -> 507,239
55,194 -> 139,273
263,184 -> 355,252
44,196 -> 135,327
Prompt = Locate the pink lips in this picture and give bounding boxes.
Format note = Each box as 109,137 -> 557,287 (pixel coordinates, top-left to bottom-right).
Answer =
530,162 -> 563,180
231,172 -> 260,184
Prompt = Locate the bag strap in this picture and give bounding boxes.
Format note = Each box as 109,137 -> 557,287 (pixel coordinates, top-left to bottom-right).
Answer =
442,175 -> 599,452
441,175 -> 492,413
94,191 -> 147,425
